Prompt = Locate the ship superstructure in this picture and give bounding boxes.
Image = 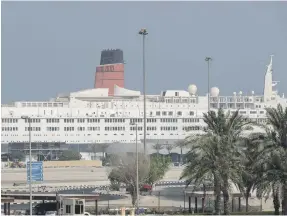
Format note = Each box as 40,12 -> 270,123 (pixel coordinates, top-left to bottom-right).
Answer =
1,55 -> 286,156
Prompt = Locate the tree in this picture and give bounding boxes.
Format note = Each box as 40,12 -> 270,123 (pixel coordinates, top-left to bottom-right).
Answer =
99,144 -> 110,158
254,151 -> 284,215
108,153 -> 150,206
175,139 -> 187,164
265,104 -> 287,215
165,145 -> 173,155
254,104 -> 287,215
108,153 -> 171,206
88,143 -> 98,160
152,143 -> 163,156
202,109 -> 252,215
181,134 -> 223,215
59,150 -> 81,161
238,133 -> 265,213
146,155 -> 171,186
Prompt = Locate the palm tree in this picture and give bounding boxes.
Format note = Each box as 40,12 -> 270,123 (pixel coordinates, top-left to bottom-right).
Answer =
253,150 -> 284,215
202,109 -> 253,215
175,139 -> 187,164
153,143 -> 163,156
261,104 -> 287,215
181,134 -> 223,215
100,143 -> 110,158
165,144 -> 173,155
89,143 -> 98,160
238,133 -> 266,213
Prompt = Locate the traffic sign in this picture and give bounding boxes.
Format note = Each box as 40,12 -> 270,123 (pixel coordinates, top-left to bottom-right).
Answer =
27,161 -> 43,182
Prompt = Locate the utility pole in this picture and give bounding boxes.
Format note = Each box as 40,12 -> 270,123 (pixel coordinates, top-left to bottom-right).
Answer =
138,28 -> 148,154
21,116 -> 32,216
130,122 -> 139,212
205,57 -> 212,111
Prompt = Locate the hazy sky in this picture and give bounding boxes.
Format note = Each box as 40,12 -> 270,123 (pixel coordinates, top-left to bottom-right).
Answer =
1,1 -> 287,103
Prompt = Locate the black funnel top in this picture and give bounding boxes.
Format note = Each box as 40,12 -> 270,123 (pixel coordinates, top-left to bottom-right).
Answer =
100,49 -> 124,65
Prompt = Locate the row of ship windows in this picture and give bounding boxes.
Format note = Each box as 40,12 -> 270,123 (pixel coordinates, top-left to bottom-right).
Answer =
2,125 -> 203,133
2,118 -> 201,124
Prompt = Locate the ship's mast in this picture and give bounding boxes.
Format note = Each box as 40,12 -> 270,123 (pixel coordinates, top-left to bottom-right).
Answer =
263,55 -> 274,102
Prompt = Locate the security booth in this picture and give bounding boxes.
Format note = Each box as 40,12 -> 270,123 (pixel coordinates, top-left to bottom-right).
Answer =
62,198 -> 85,215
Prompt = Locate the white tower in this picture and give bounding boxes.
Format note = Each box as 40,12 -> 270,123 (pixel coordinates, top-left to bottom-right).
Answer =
263,55 -> 274,102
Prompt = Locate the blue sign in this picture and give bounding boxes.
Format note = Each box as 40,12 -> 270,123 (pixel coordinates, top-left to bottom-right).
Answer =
27,161 -> 43,182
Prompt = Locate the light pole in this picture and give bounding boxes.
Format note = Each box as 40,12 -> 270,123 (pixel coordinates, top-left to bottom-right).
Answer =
21,115 -> 32,216
130,122 -> 139,211
138,28 -> 148,154
205,57 -> 212,111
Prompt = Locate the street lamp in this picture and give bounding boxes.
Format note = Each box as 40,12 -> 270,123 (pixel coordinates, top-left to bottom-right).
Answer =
138,28 -> 148,154
130,122 -> 139,211
21,115 -> 32,216
205,57 -> 212,111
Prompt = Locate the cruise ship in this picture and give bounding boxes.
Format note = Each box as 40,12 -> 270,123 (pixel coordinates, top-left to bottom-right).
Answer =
1,50 -> 286,158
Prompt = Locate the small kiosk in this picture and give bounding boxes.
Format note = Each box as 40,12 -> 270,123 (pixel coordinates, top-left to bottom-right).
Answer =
62,198 -> 85,215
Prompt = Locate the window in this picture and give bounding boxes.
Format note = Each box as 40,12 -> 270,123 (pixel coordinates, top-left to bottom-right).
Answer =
64,127 -> 74,131
105,126 -> 125,131
156,111 -> 160,116
189,111 -> 195,116
87,118 -> 100,123
25,127 -> 41,131
168,111 -> 173,116
88,127 -> 100,131
47,127 -> 59,131
78,127 -> 85,131
183,118 -> 199,123
64,119 -> 74,123
66,205 -> 71,214
46,119 -> 60,123
130,118 -> 142,123
177,111 -> 182,116
147,118 -> 157,123
105,118 -> 125,123
183,126 -> 200,131
147,126 -> 157,131
77,118 -> 85,123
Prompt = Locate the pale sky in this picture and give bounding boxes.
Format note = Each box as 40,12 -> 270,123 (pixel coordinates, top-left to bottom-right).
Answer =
1,1 -> 287,103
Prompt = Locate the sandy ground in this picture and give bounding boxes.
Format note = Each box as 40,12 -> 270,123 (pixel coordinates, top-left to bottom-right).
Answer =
1,167 -> 183,188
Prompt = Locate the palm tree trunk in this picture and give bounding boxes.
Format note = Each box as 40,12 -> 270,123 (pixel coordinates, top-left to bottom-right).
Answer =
245,187 -> 251,213
203,184 -> 206,213
282,183 -> 287,215
180,148 -> 183,164
214,175 -> 221,215
245,196 -> 249,213
222,179 -> 230,215
273,190 -> 280,215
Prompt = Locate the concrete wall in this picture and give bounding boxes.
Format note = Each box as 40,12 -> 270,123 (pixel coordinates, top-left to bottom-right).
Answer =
43,160 -> 102,168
